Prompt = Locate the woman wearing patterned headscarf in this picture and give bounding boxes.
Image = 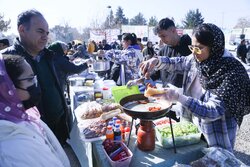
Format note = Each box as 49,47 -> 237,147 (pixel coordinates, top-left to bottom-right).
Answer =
139,23 -> 250,152
0,54 -> 70,166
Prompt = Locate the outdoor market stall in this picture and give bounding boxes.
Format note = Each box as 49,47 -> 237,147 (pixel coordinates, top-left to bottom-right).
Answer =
66,72 -> 208,167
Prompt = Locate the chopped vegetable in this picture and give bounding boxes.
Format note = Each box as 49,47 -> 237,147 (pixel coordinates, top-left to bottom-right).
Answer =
157,122 -> 199,138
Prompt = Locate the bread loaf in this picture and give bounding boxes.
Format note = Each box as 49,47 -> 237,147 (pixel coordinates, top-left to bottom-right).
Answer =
144,87 -> 165,97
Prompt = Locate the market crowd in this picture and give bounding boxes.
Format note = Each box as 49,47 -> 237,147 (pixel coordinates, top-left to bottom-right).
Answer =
0,8 -> 250,166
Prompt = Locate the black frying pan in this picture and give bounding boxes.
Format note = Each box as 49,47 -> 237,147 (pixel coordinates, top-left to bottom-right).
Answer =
119,94 -> 172,120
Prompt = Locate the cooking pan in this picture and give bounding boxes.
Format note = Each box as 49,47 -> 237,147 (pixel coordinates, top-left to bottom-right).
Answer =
120,94 -> 172,120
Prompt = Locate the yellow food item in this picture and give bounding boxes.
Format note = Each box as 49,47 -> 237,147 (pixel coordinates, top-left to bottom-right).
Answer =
100,108 -> 121,120
144,87 -> 165,97
85,80 -> 94,86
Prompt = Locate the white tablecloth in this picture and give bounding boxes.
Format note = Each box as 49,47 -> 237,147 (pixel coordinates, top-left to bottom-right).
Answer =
67,85 -> 94,167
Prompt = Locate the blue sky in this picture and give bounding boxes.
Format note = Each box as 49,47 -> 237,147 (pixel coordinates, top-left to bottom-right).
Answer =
1,0 -> 250,35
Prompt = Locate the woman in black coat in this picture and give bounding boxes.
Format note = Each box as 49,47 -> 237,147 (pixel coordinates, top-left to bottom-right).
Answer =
48,41 -> 91,92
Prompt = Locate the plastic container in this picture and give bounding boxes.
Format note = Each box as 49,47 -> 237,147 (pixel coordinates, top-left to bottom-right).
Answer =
94,79 -> 104,99
69,76 -> 85,86
103,141 -> 133,167
94,79 -> 104,90
102,87 -> 111,99
103,80 -> 116,89
94,91 -> 103,99
156,122 -> 201,148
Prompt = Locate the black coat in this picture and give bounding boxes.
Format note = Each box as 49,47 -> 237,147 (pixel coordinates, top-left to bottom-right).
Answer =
54,55 -> 88,91
237,44 -> 248,63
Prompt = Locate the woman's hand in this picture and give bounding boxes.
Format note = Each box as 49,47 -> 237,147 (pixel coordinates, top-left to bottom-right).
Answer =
152,88 -> 179,103
139,57 -> 159,76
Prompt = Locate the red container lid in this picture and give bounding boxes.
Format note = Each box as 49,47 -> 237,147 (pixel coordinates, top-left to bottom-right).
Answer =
103,87 -> 109,90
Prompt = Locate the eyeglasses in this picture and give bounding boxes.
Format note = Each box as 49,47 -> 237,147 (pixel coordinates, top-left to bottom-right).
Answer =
188,45 -> 204,54
16,75 -> 38,86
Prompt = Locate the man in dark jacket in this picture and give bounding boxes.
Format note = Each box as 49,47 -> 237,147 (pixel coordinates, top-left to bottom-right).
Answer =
150,18 -> 192,121
1,9 -> 69,145
237,39 -> 248,64
152,17 -> 192,88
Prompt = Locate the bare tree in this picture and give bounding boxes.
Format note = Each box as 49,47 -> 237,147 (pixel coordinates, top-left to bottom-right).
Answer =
0,13 -> 11,32
234,17 -> 250,29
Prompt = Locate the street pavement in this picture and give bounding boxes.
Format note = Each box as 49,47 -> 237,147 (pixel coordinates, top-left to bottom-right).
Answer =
233,114 -> 250,166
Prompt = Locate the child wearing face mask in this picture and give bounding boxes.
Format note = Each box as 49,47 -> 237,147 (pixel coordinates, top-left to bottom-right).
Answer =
12,76 -> 41,110
0,54 -> 70,167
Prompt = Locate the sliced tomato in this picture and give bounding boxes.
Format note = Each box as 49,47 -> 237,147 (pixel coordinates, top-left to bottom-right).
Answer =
148,106 -> 161,112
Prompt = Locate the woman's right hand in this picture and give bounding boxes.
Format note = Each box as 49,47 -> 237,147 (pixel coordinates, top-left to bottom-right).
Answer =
139,57 -> 159,76
151,88 -> 179,103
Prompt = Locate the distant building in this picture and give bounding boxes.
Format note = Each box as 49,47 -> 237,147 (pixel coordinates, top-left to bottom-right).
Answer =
229,28 -> 250,43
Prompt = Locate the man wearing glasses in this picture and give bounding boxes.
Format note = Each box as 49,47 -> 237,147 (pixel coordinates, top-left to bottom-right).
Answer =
1,9 -> 70,146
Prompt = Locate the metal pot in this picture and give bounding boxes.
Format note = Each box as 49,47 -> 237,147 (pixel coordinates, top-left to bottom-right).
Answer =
92,59 -> 110,72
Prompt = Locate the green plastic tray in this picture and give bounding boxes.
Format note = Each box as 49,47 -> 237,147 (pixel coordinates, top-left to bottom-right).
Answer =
111,85 -> 140,103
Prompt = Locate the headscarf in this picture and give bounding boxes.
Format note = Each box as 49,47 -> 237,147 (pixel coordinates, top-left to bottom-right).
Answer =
47,41 -> 65,56
196,23 -> 250,126
0,53 -> 41,124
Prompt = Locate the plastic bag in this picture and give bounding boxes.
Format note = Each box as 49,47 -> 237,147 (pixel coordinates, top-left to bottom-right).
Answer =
75,101 -> 103,119
75,101 -> 121,120
191,147 -> 248,167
